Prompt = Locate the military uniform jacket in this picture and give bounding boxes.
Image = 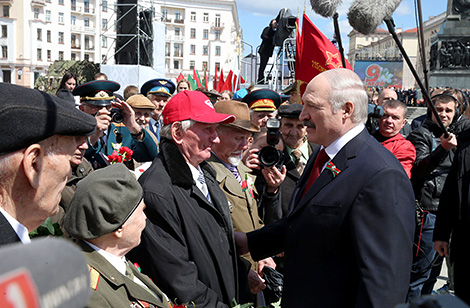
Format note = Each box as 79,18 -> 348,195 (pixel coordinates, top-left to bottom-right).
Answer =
78,240 -> 170,308
128,139 -> 239,308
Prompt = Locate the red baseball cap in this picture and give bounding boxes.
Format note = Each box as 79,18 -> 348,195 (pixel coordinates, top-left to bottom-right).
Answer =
162,91 -> 235,125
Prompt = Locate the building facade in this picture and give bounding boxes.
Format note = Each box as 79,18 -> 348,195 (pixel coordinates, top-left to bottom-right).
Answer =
0,0 -> 241,87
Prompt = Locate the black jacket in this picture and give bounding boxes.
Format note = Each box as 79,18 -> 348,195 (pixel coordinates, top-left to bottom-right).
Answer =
258,26 -> 275,56
128,139 -> 240,308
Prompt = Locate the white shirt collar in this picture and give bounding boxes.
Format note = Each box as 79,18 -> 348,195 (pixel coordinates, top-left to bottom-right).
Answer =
186,162 -> 206,193
85,241 -> 126,275
0,207 -> 31,244
324,123 -> 365,160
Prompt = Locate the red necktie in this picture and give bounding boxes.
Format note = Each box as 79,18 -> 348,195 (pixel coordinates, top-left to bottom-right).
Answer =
301,149 -> 329,199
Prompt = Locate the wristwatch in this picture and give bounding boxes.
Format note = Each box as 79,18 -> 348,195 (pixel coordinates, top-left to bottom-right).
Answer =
130,128 -> 144,138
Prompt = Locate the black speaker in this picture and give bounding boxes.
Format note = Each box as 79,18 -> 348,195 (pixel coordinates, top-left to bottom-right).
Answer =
115,0 -> 138,65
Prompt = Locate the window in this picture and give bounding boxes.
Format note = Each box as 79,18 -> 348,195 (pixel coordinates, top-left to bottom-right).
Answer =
58,12 -> 64,24
202,45 -> 208,55
34,8 -> 40,19
190,11 -> 196,21
58,0 -> 64,4
84,54 -> 90,61
161,9 -> 168,21
3,6 -> 9,18
2,70 -> 11,83
203,13 -> 208,22
47,30 -> 51,42
202,61 -> 207,69
215,30 -> 220,40
190,44 -> 195,54
84,0 -> 90,13
175,27 -> 180,36
71,53 -> 76,60
215,14 -> 221,27
84,18 -> 90,27
47,50 -> 51,61
37,48 -> 42,61
102,19 -> 107,30
174,60 -> 179,69
71,34 -> 76,47
190,28 -> 196,39
37,29 -> 42,41
102,0 -> 107,12
1,25 -> 7,38
102,37 -> 107,48
59,51 -> 64,60
71,15 -> 76,25
1,46 -> 7,58
46,10 -> 51,22
165,43 -> 170,56
58,32 -> 64,44
203,29 -> 208,40
190,60 -> 195,69
71,0 -> 76,10
175,11 -> 181,22
215,62 -> 220,71
85,36 -> 91,50
174,44 -> 181,57
215,46 -> 221,56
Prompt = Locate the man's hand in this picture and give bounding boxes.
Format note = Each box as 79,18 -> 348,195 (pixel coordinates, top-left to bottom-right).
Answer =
441,133 -> 457,151
258,257 -> 276,276
112,99 -> 143,140
234,231 -> 249,255
248,269 -> 266,294
434,240 -> 449,257
243,149 -> 261,170
89,108 -> 111,146
262,165 -> 286,193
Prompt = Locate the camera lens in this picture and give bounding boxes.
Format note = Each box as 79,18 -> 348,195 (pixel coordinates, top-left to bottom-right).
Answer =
259,146 -> 280,167
110,108 -> 124,123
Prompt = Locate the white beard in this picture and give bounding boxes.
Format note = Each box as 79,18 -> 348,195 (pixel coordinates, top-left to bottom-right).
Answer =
227,153 -> 242,166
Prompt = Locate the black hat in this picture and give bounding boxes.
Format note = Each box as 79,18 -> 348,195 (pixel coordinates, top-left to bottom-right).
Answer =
282,83 -> 296,95
56,89 -> 76,107
278,104 -> 303,119
141,78 -> 176,97
73,80 -> 120,106
242,89 -> 281,112
64,164 -> 143,240
0,83 -> 96,156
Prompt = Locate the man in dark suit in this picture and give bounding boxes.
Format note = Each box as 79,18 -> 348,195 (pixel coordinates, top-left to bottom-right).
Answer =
236,68 -> 415,308
0,83 -> 96,246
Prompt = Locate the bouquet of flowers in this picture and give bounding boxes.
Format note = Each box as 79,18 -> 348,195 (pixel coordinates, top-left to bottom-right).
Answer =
108,145 -> 133,164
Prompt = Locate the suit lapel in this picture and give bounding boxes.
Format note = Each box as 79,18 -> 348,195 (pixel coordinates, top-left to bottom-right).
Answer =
0,212 -> 22,246
290,129 -> 368,215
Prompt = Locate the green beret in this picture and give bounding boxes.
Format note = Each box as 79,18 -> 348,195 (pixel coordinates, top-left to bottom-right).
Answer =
64,164 -> 143,240
0,83 -> 96,156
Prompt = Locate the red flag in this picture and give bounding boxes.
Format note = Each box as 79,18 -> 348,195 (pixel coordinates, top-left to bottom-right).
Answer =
217,68 -> 225,92
224,70 -> 233,92
295,17 -> 302,75
295,14 -> 352,96
204,64 -> 208,89
176,72 -> 184,83
193,67 -> 202,88
214,65 -> 218,90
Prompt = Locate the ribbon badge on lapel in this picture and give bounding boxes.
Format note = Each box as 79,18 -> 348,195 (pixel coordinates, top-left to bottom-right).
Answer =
325,162 -> 341,177
241,174 -> 255,199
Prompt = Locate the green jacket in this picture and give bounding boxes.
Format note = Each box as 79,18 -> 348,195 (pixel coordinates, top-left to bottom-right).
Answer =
78,240 -> 170,308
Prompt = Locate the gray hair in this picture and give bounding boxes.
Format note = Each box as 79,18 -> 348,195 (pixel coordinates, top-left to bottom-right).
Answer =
322,68 -> 368,124
160,119 -> 195,140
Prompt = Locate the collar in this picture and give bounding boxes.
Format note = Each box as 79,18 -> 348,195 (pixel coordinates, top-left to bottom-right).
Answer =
84,241 -> 126,276
324,123 -> 365,160
286,140 -> 310,160
0,207 -> 30,244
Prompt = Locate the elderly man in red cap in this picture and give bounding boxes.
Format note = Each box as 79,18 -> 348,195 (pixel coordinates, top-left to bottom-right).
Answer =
128,91 -> 249,308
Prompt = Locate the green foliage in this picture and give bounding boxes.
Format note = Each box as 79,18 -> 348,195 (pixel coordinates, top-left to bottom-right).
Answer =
29,217 -> 64,238
34,60 -> 100,94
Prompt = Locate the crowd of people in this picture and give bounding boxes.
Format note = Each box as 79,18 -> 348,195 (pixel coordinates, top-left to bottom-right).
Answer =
1,68 -> 470,308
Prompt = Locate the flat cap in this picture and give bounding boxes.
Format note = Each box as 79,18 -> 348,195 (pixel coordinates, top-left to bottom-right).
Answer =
126,94 -> 155,109
0,83 -> 96,156
278,103 -> 303,118
64,164 -> 143,240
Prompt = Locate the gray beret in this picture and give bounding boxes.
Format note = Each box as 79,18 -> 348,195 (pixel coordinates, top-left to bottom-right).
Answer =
64,164 -> 143,240
278,103 -> 303,119
0,83 -> 96,156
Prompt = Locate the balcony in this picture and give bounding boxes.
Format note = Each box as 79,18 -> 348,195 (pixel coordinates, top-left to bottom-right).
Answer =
83,7 -> 95,15
163,18 -> 171,23
71,25 -> 82,32
211,22 -> 224,30
32,0 -> 46,6
71,44 -> 81,50
174,19 -> 184,24
173,52 -> 183,58
85,46 -> 94,51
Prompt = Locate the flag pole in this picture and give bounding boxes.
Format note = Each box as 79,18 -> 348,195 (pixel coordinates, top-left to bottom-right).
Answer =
332,13 -> 346,68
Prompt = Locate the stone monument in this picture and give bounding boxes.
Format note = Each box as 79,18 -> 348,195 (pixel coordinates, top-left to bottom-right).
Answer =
429,0 -> 470,88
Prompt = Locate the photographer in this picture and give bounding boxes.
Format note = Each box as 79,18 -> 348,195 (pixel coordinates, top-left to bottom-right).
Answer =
74,80 -> 158,169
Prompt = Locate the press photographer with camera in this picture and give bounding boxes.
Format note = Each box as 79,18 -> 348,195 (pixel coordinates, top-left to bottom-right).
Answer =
74,80 -> 158,169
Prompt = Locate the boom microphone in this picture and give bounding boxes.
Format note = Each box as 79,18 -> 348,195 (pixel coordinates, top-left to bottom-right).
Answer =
348,0 -> 402,34
310,0 -> 343,18
0,238 -> 91,308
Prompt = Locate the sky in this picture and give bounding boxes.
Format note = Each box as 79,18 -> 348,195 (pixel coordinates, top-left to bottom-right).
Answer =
237,0 -> 448,58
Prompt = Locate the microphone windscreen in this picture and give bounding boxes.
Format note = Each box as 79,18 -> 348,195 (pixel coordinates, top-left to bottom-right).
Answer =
310,0 -> 343,18
348,0 -> 402,34
0,238 -> 90,308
